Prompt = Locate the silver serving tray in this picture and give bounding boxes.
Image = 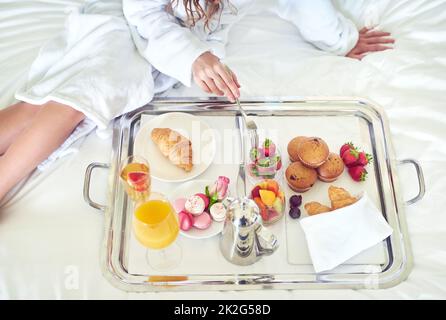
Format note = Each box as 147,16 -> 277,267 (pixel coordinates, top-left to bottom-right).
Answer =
84,98 -> 425,292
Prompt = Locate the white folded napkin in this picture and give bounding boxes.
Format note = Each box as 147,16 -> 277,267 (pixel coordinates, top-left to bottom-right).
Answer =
300,193 -> 393,273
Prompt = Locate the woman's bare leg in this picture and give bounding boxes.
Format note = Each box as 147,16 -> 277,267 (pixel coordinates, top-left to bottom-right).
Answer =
0,101 -> 85,201
0,102 -> 41,155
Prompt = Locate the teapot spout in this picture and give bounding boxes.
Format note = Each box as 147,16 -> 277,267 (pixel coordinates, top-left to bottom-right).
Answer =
255,225 -> 279,256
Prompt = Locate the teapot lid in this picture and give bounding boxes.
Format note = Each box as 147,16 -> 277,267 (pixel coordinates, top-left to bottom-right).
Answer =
225,197 -> 261,228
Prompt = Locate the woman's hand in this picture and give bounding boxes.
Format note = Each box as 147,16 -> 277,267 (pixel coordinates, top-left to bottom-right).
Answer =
347,27 -> 395,60
192,51 -> 240,102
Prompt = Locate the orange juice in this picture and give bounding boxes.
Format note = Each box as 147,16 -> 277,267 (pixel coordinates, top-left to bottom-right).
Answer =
133,200 -> 179,249
120,162 -> 150,203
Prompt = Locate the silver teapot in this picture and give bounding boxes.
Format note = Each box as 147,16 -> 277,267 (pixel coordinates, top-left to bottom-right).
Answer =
220,197 -> 279,266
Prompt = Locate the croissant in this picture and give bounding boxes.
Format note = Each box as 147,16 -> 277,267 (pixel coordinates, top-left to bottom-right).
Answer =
304,202 -> 332,216
151,128 -> 193,172
328,186 -> 357,209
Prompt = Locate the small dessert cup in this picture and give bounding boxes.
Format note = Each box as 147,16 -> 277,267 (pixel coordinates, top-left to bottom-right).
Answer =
246,135 -> 283,183
249,178 -> 286,225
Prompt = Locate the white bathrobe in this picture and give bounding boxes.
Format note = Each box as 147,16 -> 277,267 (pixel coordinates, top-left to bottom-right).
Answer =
16,0 -> 358,129
124,0 -> 359,87
14,0 -> 359,169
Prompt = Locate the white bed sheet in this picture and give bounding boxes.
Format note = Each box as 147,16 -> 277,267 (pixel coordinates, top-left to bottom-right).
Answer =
0,0 -> 446,299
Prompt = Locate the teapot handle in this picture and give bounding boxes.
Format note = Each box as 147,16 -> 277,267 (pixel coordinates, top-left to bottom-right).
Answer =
254,224 -> 279,256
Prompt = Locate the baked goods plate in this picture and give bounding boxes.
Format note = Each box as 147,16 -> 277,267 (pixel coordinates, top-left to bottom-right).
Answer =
169,179 -> 225,239
134,112 -> 216,182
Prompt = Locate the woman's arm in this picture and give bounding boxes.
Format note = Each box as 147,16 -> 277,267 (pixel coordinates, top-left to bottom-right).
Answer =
123,0 -> 240,101
123,0 -> 209,86
276,0 -> 394,59
346,27 -> 394,60
276,0 -> 359,56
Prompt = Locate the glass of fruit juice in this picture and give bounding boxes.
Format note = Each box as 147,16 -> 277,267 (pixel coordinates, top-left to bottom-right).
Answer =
120,155 -> 150,204
133,192 -> 182,270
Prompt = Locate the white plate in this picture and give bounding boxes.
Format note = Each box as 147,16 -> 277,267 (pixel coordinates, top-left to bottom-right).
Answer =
134,112 -> 216,182
169,180 -> 225,239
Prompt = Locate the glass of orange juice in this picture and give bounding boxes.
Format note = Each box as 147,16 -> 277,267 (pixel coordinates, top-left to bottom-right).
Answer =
120,155 -> 150,204
133,192 -> 182,270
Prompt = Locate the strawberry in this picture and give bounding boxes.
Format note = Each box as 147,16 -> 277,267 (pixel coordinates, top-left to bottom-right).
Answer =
355,152 -> 373,166
276,159 -> 282,171
263,139 -> 276,157
342,148 -> 359,168
251,185 -> 261,199
340,142 -> 356,157
127,172 -> 148,191
348,166 -> 368,182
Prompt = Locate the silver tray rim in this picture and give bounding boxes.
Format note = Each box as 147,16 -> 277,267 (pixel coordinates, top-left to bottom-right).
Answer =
93,97 -> 416,292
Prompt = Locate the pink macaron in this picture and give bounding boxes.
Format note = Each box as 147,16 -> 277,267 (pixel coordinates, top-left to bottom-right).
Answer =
179,211 -> 194,231
185,195 -> 206,216
192,212 -> 212,230
173,197 -> 187,213
195,193 -> 210,208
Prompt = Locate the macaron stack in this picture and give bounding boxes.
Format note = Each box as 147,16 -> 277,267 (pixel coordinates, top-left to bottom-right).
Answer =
174,176 -> 230,232
285,137 -> 344,193
175,194 -> 214,231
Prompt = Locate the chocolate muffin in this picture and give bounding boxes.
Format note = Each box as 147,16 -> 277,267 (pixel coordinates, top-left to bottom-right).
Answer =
317,153 -> 345,182
285,161 -> 318,193
296,137 -> 329,168
287,136 -> 308,162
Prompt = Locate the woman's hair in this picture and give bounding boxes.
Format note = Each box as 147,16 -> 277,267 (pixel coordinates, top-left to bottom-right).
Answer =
171,0 -> 229,30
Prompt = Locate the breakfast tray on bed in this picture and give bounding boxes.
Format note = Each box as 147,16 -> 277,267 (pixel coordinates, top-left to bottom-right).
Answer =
83,98 -> 424,292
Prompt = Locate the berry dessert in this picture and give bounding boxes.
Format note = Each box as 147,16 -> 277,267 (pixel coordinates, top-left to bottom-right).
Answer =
251,179 -> 285,225
174,176 -> 230,232
248,138 -> 282,179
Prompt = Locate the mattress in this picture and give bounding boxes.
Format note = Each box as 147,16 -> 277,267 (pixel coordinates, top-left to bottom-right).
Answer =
0,0 -> 445,299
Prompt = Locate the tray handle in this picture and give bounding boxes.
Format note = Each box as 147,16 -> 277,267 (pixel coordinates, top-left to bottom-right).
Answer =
83,162 -> 110,211
398,159 -> 426,206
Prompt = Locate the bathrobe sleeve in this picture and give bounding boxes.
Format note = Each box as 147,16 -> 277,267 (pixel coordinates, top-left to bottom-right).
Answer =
276,0 -> 359,56
123,0 -> 211,86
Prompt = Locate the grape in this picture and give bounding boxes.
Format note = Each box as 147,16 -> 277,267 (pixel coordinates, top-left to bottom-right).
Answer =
289,195 -> 302,208
289,207 -> 301,219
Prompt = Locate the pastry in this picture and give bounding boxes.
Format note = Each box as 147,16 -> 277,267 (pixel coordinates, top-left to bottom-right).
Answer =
185,195 -> 206,216
303,185 -> 358,216
296,137 -> 329,168
151,128 -> 193,172
195,193 -> 210,208
328,186 -> 351,201
193,212 -> 212,230
317,153 -> 345,182
304,202 -> 332,216
179,211 -> 194,231
173,198 -> 187,213
285,161 -> 318,193
209,202 -> 227,222
287,136 -> 308,162
328,185 -> 357,209
331,197 -> 358,210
